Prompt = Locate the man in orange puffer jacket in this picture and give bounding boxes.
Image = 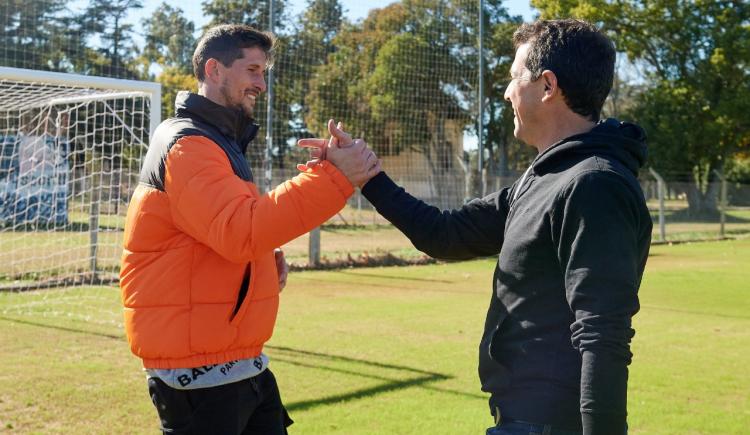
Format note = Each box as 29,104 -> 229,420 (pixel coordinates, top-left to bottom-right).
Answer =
120,24 -> 380,434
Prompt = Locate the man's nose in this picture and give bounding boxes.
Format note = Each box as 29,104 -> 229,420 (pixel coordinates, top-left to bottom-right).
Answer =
256,77 -> 267,93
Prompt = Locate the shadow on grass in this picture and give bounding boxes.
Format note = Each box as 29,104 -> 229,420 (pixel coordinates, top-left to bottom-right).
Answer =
317,276 -> 482,295
320,223 -> 394,232
336,270 -> 453,283
267,345 -> 485,412
0,315 -> 123,340
0,318 -> 487,407
639,305 -> 750,320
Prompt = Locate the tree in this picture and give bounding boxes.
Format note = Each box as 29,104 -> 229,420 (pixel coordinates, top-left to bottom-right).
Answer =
156,67 -> 199,120
141,3 -> 198,120
202,0 -> 289,31
304,0 -> 525,201
306,0 -> 516,203
532,0 -> 750,216
483,11 -> 532,177
142,3 -> 196,74
278,0 -> 345,166
725,155 -> 750,205
601,58 -> 644,119
0,0 -> 79,72
81,0 -> 143,78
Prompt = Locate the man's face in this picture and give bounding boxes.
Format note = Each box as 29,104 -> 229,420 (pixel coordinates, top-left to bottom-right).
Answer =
216,47 -> 268,117
504,43 -> 545,146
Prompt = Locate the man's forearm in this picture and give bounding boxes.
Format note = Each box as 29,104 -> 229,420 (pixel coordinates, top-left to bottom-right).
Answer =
580,349 -> 629,435
361,172 -> 505,260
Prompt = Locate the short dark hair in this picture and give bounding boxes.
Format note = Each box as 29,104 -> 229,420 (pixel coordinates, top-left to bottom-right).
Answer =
513,19 -> 615,121
192,24 -> 276,82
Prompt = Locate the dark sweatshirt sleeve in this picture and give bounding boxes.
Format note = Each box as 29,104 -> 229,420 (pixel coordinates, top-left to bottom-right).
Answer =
551,171 -> 647,435
361,172 -> 509,260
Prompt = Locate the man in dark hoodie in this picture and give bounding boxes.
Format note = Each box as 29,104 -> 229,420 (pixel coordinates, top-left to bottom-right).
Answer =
345,19 -> 650,435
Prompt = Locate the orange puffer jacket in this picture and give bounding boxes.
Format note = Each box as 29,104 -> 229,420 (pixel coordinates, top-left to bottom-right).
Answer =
120,92 -> 352,369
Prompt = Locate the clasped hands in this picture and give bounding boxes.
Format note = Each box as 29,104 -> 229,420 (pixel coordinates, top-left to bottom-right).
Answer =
297,119 -> 381,188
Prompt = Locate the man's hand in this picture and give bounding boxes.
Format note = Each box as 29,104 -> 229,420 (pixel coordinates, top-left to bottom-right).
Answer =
296,120 -> 346,171
274,248 -> 288,292
327,136 -> 381,188
297,119 -> 381,188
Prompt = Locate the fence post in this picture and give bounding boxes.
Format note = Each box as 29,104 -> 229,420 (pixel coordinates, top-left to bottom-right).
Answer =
456,154 -> 471,203
264,0 -> 275,194
89,178 -> 99,283
309,227 -> 321,267
648,168 -> 666,242
713,169 -> 727,238
477,0 -> 485,198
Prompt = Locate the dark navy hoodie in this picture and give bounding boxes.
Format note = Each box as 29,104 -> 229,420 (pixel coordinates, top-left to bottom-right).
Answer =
362,119 -> 651,434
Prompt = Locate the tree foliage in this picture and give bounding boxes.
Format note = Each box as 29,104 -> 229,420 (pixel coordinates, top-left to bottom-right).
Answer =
201,0 -> 289,32
156,67 -> 198,120
305,0 -> 520,199
142,3 -> 196,74
286,0 -> 343,132
0,0 -> 93,74
140,3 -> 197,120
305,0 -> 526,179
532,0 -> 750,214
483,10 -> 532,175
81,0 -> 143,78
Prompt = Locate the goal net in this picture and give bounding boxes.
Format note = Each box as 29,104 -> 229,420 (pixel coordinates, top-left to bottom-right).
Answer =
0,67 -> 159,317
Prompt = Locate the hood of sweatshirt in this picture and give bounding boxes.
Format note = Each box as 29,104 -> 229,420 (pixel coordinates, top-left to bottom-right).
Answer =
532,118 -> 647,177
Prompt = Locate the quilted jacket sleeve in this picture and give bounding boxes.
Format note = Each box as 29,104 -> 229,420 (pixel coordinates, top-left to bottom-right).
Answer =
164,135 -> 354,263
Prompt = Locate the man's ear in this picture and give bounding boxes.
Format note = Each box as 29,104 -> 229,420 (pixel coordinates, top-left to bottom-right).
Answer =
204,58 -> 221,84
540,70 -> 558,102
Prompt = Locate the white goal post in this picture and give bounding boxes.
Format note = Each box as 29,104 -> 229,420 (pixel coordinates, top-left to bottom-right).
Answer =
0,66 -> 161,291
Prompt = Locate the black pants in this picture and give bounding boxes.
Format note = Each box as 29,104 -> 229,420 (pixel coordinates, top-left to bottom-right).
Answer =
147,369 -> 293,435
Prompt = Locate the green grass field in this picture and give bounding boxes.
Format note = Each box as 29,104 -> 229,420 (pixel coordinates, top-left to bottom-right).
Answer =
3,202 -> 750,286
0,239 -> 749,434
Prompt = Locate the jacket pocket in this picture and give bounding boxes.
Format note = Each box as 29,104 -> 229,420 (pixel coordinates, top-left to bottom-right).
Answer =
230,260 -> 255,327
230,263 -> 252,321
229,251 -> 280,326
479,307 -> 511,392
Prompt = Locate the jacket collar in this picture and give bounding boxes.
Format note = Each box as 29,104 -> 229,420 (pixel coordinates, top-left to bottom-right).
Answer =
174,91 -> 259,153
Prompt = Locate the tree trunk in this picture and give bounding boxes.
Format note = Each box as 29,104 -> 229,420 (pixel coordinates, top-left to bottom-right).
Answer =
424,116 -> 459,208
113,16 -> 120,73
686,181 -> 719,218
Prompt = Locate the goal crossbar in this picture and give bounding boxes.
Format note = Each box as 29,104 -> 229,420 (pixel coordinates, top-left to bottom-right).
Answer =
0,66 -> 161,137
0,66 -> 159,291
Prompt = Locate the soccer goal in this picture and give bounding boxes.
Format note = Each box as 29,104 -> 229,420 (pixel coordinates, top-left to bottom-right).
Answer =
0,66 -> 160,294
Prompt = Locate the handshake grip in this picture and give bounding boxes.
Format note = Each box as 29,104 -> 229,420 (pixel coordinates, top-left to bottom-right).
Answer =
297,119 -> 382,188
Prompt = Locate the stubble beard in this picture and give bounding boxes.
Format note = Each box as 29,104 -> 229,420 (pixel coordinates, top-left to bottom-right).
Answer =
220,79 -> 254,118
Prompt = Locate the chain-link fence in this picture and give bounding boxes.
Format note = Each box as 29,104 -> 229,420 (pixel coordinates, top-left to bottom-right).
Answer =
2,0 -> 749,287
641,171 -> 750,243
0,0 -> 498,286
